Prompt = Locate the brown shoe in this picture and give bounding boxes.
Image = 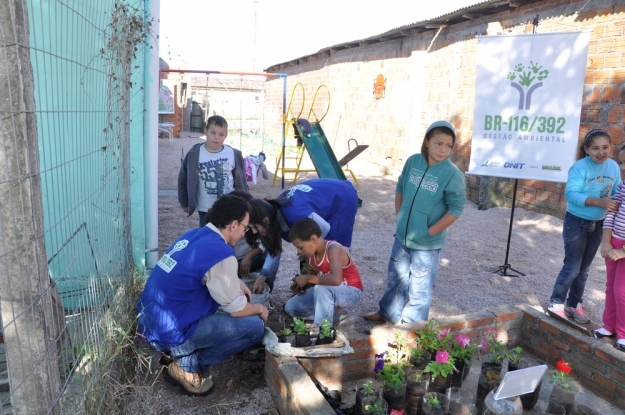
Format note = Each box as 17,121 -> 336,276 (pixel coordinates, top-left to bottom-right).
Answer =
363,312 -> 385,322
165,361 -> 215,396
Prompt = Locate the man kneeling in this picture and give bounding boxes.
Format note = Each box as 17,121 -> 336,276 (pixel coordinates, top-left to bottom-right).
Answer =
137,194 -> 268,396
286,218 -> 363,327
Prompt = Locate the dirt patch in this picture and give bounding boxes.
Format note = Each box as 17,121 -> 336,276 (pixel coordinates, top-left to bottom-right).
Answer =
127,134 -> 608,414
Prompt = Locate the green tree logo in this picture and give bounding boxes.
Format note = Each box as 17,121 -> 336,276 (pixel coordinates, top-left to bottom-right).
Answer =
506,61 -> 549,110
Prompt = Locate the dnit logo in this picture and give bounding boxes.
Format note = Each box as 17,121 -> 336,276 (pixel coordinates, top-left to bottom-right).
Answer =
504,162 -> 525,169
507,61 -> 549,110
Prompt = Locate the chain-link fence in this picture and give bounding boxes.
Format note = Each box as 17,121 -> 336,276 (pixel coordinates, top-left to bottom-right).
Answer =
0,0 -> 152,413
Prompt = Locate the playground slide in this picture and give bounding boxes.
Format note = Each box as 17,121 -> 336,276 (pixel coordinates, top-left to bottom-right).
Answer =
295,122 -> 347,181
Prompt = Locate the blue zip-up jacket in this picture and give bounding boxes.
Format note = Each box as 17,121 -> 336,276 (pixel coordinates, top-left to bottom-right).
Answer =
565,156 -> 620,221
395,154 -> 466,250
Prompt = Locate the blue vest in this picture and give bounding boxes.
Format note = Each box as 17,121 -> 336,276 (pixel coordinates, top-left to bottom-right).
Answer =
278,178 -> 358,247
137,226 -> 233,347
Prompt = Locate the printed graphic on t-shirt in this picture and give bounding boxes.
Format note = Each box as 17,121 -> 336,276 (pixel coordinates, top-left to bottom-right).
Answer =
600,183 -> 612,198
157,240 -> 188,273
199,158 -> 230,196
409,169 -> 439,193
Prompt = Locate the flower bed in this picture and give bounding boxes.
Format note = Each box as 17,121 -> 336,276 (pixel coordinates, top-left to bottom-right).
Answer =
265,304 -> 625,414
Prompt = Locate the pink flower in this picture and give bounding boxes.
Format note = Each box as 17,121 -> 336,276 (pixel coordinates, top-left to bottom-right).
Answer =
435,351 -> 450,363
484,329 -> 498,339
437,328 -> 449,340
390,410 -> 405,415
456,333 -> 470,348
480,340 -> 489,353
387,331 -> 398,346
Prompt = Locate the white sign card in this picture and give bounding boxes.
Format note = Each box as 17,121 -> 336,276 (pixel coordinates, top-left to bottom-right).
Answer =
468,32 -> 591,182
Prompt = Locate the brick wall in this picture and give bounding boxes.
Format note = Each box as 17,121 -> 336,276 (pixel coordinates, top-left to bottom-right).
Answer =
264,0 -> 625,217
264,305 -> 625,413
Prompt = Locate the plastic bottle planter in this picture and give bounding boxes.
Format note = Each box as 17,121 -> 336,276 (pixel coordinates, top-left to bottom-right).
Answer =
410,350 -> 432,371
476,369 -> 502,415
422,392 -> 450,415
383,380 -> 407,411
405,372 -> 430,415
362,397 -> 388,415
549,383 -> 576,415
355,381 -> 378,415
515,358 -> 541,410
450,359 -> 466,387
428,374 -> 452,394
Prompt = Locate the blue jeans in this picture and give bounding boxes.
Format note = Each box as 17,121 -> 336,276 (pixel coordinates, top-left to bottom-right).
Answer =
198,211 -> 207,228
550,212 -> 603,308
247,250 -> 281,291
285,284 -> 362,326
377,238 -> 441,324
155,311 -> 264,374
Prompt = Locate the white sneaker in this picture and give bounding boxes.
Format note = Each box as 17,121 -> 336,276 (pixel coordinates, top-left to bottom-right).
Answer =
548,303 -> 566,319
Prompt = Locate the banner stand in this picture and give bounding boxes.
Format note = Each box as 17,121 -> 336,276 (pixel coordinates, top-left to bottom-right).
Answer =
492,178 -> 526,277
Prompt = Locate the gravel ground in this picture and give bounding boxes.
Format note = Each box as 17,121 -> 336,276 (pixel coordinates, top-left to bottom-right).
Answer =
138,133 -> 609,414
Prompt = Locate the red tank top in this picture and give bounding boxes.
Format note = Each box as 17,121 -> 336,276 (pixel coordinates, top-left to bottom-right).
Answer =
309,241 -> 363,291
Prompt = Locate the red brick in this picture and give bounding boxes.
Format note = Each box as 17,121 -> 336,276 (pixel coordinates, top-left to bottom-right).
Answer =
595,70 -> 611,83
594,373 -> 617,391
594,347 -> 625,366
611,370 -> 625,385
349,371 -> 373,381
439,321 -> 466,331
467,317 -> 495,328
552,340 -> 571,352
350,338 -> 366,349
523,312 -> 538,324
343,361 -> 367,373
586,55 -> 603,69
460,329 -> 483,339
348,350 -> 375,361
539,319 -> 560,336
497,311 -> 522,322
532,180 -> 544,189
580,377 -> 614,401
607,125 -> 624,142
613,70 -> 625,83
607,105 -> 622,123
522,343 -> 547,361
538,342 -> 561,358
605,54 -> 622,68
561,332 -> 591,351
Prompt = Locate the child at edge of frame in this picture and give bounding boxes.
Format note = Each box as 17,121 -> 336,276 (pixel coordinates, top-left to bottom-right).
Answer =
597,144 -> 625,353
284,218 -> 363,327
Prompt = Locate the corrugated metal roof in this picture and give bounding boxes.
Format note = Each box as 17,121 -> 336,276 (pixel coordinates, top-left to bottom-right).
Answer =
266,0 -> 540,71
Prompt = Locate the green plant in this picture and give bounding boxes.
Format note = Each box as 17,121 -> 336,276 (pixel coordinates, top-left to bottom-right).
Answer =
318,317 -> 333,339
505,346 -> 523,364
364,398 -> 386,415
450,333 -> 477,366
291,318 -> 308,335
411,347 -> 424,360
361,380 -> 374,395
412,370 -> 424,382
480,329 -> 505,364
481,369 -> 502,388
377,364 -> 406,387
425,394 -> 442,410
424,350 -> 455,380
551,360 -> 574,390
416,320 -> 441,351
282,328 -> 293,336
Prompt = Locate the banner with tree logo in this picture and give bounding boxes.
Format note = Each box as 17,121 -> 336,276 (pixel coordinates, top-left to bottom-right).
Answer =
467,32 -> 590,182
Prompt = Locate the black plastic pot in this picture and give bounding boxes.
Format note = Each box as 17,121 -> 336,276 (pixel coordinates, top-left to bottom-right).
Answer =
279,334 -> 296,346
295,333 -> 311,347
410,350 -> 432,371
316,331 -> 335,345
450,359 -> 466,387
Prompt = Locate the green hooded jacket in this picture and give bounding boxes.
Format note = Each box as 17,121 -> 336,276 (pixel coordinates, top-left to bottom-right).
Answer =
395,124 -> 466,250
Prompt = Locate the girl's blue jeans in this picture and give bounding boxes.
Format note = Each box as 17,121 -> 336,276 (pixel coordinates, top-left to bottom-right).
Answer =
377,237 -> 441,324
154,311 -> 264,374
549,212 -> 603,308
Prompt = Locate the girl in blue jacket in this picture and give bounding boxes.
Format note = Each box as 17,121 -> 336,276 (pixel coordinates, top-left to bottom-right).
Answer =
365,120 -> 466,324
548,129 -> 620,323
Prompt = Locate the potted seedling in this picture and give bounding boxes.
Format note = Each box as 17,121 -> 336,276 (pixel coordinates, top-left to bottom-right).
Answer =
450,333 -> 477,387
279,328 -> 295,346
549,360 -> 576,415
422,392 -> 449,415
505,346 -> 523,372
476,369 -> 502,415
410,346 -> 432,370
406,369 -> 430,413
355,380 -> 377,415
363,398 -> 388,415
291,318 -> 310,347
316,317 -> 335,345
